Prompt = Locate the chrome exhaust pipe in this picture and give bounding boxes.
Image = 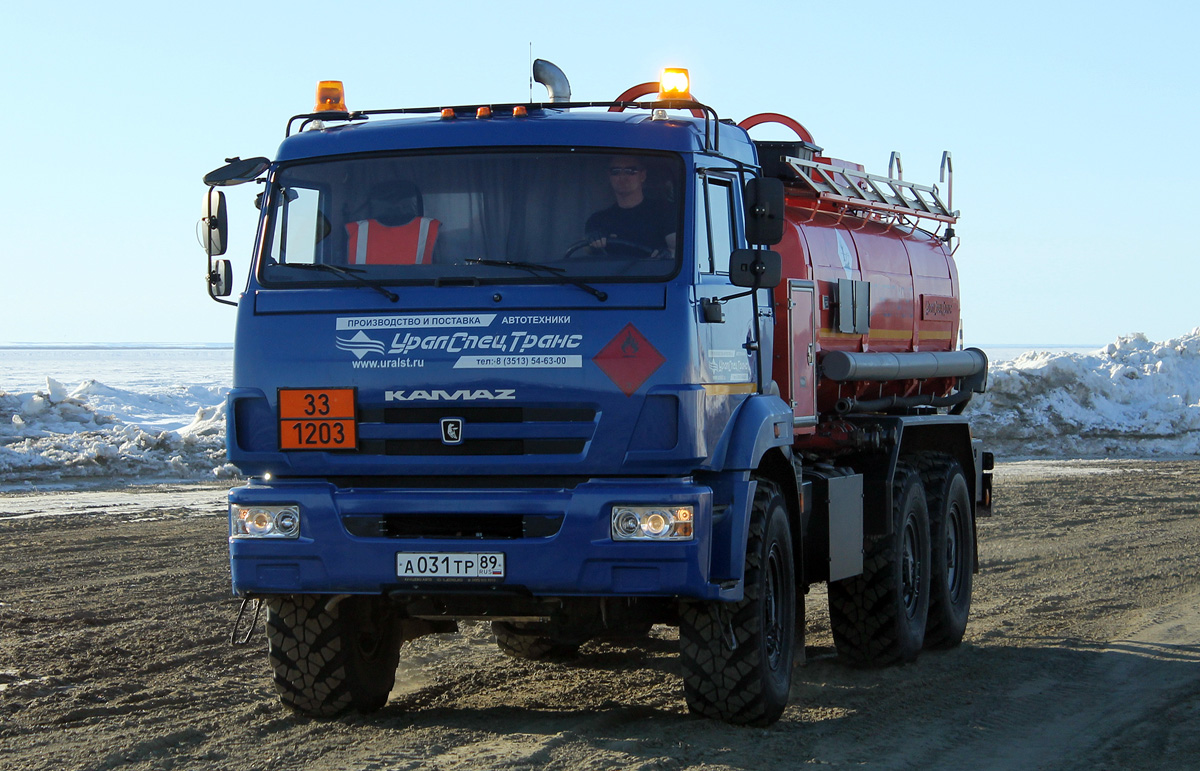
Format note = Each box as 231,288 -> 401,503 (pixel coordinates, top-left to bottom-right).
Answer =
533,59 -> 571,103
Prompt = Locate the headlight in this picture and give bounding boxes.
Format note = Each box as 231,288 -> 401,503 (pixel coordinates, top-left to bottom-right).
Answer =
232,504 -> 301,538
610,505 -> 694,541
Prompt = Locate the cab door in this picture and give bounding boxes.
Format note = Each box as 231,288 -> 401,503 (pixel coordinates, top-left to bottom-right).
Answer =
693,171 -> 758,460
695,172 -> 756,389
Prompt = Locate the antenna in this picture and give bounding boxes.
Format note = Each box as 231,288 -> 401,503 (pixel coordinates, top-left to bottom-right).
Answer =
529,43 -> 533,102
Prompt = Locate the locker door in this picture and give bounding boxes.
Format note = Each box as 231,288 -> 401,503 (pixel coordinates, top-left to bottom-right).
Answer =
789,281 -> 817,426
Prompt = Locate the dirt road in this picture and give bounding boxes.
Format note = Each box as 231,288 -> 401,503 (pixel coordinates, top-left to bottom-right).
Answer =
2,460 -> 1199,770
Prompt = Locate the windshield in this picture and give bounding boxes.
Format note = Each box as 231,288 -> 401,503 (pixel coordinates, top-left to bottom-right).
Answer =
258,149 -> 684,286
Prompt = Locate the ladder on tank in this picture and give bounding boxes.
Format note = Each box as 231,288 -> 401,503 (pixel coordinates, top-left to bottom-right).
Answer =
786,151 -> 958,225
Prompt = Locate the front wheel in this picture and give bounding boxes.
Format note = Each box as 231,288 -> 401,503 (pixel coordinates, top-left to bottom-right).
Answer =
679,480 -> 796,726
265,594 -> 402,717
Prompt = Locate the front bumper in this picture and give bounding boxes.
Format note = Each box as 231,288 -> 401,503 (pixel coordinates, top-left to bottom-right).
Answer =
228,476 -> 725,601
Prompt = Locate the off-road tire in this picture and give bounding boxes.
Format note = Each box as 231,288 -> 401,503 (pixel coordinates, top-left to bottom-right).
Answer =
491,621 -> 581,660
679,479 -> 796,726
916,453 -> 975,649
828,462 -> 931,667
266,594 -> 402,717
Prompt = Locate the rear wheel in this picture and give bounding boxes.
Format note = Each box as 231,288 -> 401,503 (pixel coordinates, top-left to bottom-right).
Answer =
917,454 -> 975,648
679,479 -> 796,726
265,594 -> 402,717
828,462 -> 931,667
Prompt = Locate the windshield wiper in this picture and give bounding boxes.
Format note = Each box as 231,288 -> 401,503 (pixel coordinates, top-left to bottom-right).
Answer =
464,259 -> 608,302
265,262 -> 399,302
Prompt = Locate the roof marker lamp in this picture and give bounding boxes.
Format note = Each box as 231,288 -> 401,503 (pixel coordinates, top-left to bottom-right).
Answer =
611,505 -> 694,541
659,68 -> 691,100
232,504 -> 301,539
314,81 -> 347,113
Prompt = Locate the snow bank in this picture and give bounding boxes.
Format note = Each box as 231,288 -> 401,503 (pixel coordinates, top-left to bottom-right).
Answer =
2,330 -> 1197,487
968,329 -> 1200,458
0,378 -> 233,487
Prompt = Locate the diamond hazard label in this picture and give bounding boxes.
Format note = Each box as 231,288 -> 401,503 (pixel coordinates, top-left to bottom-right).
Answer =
592,323 -> 665,396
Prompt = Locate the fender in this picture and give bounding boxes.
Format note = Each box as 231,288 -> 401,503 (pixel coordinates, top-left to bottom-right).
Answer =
704,393 -> 794,601
714,393 -> 793,471
844,413 -> 978,535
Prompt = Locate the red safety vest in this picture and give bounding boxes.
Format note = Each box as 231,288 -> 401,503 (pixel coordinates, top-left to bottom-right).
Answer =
345,218 -> 440,265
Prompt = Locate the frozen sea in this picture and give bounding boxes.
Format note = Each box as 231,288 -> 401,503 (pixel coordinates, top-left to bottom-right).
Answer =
1,344 -> 232,398
1,332 -> 1198,491
0,344 -> 233,489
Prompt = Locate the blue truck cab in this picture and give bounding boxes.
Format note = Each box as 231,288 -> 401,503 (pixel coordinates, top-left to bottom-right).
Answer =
222,100 -> 790,601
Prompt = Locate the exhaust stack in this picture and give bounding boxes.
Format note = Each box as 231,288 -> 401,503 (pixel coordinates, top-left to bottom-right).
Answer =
533,59 -> 571,104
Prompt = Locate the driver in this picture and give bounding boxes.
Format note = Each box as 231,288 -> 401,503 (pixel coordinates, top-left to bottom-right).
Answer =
585,156 -> 676,258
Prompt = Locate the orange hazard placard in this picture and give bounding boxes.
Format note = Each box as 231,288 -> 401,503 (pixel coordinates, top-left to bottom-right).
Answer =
278,388 -> 357,450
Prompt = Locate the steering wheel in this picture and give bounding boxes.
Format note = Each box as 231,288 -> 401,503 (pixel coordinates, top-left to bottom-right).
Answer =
564,237 -> 660,259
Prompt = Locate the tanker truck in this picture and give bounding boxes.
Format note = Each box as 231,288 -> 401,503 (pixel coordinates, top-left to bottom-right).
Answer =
201,61 -> 992,727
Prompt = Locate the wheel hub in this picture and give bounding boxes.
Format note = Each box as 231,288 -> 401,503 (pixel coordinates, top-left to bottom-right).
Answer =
764,544 -> 784,669
901,518 -> 921,616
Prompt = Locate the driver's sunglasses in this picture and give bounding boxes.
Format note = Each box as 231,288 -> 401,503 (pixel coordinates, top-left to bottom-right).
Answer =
609,167 -> 643,176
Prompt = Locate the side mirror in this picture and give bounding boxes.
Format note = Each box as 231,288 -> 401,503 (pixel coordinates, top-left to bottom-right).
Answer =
204,156 -> 270,187
744,177 -> 785,246
730,248 -> 782,289
209,259 -> 233,298
203,189 -> 228,257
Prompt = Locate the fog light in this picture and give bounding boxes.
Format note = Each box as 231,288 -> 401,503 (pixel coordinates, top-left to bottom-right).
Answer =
232,504 -> 301,539
611,505 -> 694,541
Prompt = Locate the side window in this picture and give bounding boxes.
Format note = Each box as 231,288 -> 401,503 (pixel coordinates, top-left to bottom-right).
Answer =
695,180 -> 711,273
270,187 -> 324,265
699,179 -> 736,275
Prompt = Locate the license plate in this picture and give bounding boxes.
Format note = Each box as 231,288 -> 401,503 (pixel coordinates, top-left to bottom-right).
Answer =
396,552 -> 505,580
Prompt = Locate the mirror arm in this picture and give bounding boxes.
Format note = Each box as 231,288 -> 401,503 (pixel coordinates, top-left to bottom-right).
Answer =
207,259 -> 237,306
711,287 -> 756,305
207,281 -> 238,307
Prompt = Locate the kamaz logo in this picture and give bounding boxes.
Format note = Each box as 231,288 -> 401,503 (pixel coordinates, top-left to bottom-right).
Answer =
384,389 -> 517,402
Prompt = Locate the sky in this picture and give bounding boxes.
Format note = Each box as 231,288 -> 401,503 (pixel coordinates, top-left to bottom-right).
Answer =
3,0 -> 1196,346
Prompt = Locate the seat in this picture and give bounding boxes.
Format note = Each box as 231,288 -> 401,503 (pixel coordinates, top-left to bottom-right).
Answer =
346,182 -> 440,265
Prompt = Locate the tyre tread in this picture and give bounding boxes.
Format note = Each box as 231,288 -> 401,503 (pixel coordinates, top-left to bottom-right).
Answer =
679,480 -> 793,726
828,462 -> 929,667
266,595 -> 400,717
914,452 -> 974,649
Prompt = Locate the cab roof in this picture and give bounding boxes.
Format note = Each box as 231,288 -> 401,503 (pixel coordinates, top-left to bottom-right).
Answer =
274,107 -> 757,167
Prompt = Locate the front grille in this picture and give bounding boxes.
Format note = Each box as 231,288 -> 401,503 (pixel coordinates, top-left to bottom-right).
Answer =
359,438 -> 586,456
343,513 -> 563,539
360,406 -> 596,423
355,404 -> 597,457
326,475 -> 589,489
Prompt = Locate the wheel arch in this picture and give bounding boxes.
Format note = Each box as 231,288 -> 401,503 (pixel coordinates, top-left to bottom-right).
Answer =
755,446 -> 804,586
705,445 -> 801,601
898,422 -> 978,504
843,415 -> 978,536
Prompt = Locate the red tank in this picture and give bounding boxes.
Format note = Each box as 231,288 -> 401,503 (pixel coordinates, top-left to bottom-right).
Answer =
744,116 -> 982,436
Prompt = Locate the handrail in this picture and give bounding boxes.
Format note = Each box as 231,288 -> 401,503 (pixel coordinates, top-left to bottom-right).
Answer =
786,156 -> 958,224
737,113 -> 815,145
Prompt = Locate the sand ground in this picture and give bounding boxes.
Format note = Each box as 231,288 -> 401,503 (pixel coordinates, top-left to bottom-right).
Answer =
2,460 -> 1199,770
